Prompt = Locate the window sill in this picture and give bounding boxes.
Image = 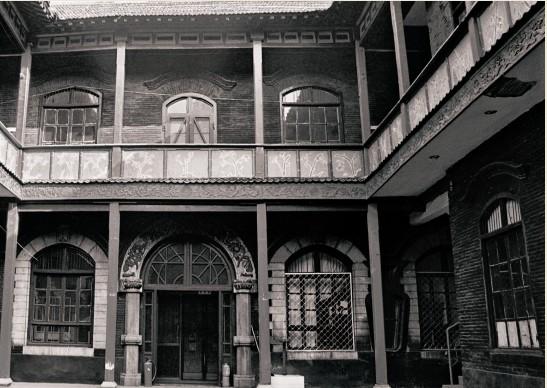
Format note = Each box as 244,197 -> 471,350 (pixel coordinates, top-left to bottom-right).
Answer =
489,348 -> 544,365
23,345 -> 94,357
287,351 -> 358,361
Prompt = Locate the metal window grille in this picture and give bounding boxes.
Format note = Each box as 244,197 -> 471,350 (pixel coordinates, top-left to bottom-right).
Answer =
286,272 -> 354,351
416,273 -> 457,349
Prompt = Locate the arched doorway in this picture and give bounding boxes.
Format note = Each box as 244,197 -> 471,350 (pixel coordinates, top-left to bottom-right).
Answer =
141,238 -> 234,384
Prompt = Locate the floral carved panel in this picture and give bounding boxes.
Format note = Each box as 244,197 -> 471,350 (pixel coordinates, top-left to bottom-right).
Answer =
211,150 -> 253,178
51,152 -> 79,180
300,151 -> 329,178
479,2 -> 511,53
122,150 -> 163,179
6,143 -> 19,173
426,61 -> 451,110
81,151 -> 110,180
267,150 -> 298,177
23,152 -> 50,181
408,87 -> 429,130
448,34 -> 475,87
332,151 -> 363,178
0,135 -> 8,166
166,150 -> 208,178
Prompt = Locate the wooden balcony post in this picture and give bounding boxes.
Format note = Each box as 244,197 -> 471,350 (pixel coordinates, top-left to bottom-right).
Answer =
367,203 -> 390,388
15,46 -> 31,142
355,41 -> 372,175
252,33 -> 265,178
113,35 -> 126,144
390,2 -> 410,96
0,203 -> 19,387
102,202 -> 120,388
257,203 -> 271,387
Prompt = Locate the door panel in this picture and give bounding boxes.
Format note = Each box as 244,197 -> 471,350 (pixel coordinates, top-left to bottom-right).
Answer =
156,292 -> 181,378
181,294 -> 218,381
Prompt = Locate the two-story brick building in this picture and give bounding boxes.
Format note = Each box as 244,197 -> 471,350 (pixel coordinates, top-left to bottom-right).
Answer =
0,2 -> 544,388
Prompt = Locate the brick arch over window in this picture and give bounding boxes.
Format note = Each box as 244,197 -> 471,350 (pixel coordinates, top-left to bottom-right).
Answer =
269,236 -> 371,355
120,218 -> 256,291
12,233 -> 108,353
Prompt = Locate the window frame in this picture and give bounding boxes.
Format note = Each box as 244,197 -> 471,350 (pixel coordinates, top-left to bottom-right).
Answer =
480,196 -> 540,350
27,244 -> 95,347
285,248 -> 355,351
279,86 -> 344,144
41,87 -> 102,145
162,93 -> 217,144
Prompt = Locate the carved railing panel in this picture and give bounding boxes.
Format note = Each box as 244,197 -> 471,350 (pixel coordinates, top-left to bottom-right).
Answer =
267,148 -> 364,179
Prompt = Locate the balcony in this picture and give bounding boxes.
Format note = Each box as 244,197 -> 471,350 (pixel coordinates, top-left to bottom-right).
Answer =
363,1 -> 539,173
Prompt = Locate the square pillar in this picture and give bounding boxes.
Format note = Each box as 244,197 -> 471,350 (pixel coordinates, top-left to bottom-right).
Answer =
113,35 -> 126,144
257,203 -> 271,387
15,47 -> 31,142
102,202 -> 120,388
390,1 -> 410,96
367,204 -> 390,388
0,203 -> 19,387
252,34 -> 265,178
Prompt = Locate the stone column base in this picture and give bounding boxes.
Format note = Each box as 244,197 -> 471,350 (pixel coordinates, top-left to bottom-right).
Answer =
100,381 -> 117,388
0,378 -> 12,387
234,374 -> 255,388
373,385 -> 391,388
121,372 -> 142,386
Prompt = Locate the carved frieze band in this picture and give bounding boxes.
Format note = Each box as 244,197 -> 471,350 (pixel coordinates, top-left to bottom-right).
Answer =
365,7 -> 544,199
20,181 -> 369,201
34,29 -> 352,52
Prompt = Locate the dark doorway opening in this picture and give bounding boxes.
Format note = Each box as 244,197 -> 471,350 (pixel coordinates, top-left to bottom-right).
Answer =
156,292 -> 219,383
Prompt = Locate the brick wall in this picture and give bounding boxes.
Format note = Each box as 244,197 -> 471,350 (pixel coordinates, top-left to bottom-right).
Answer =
123,49 -> 254,144
263,47 -> 361,143
24,52 -> 116,145
0,57 -> 21,128
20,48 -> 360,145
449,103 -> 544,380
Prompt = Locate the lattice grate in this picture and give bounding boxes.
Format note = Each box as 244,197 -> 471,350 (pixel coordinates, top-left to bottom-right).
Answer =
417,274 -> 458,349
285,272 -> 354,351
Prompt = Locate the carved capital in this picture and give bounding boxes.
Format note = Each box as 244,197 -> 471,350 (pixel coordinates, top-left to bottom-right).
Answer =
121,334 -> 142,346
233,279 -> 257,293
119,278 -> 143,293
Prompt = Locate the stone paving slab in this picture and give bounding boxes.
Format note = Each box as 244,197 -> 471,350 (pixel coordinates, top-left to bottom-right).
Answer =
12,384 -> 219,388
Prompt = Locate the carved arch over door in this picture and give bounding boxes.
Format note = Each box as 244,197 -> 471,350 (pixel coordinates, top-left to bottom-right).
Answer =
120,218 -> 256,292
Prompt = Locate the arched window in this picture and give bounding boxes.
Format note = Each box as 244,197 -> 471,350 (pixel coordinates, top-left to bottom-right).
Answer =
415,247 -> 457,349
144,241 -> 231,288
163,94 -> 216,144
42,87 -> 100,145
481,198 -> 539,348
285,249 -> 354,351
281,87 -> 342,143
29,245 -> 94,346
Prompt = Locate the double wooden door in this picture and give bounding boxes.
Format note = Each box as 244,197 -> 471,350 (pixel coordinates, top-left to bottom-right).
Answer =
155,292 -> 219,382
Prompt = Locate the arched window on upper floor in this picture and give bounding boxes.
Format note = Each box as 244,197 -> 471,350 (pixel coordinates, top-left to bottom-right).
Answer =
163,94 -> 216,144
481,198 -> 540,349
42,87 -> 100,145
281,87 -> 343,143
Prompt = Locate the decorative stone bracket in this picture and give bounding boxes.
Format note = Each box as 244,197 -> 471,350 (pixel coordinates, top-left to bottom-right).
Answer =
119,278 -> 143,293
233,279 -> 257,293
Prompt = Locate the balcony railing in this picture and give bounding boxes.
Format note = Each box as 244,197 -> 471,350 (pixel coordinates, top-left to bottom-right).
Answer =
364,1 -> 538,173
0,1 -> 538,185
19,144 -> 365,182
